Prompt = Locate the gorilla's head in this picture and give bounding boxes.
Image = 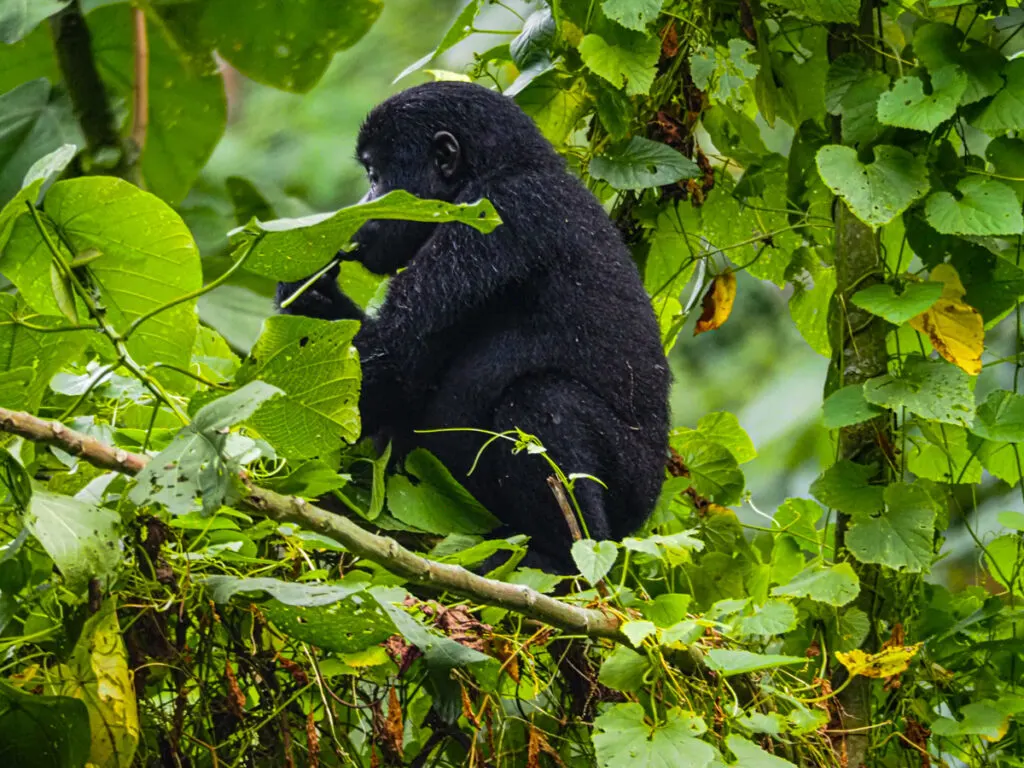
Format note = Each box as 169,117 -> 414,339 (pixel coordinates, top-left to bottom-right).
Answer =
349,81 -> 561,274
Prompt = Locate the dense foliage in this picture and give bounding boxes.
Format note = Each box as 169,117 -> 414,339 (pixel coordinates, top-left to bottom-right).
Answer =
0,0 -> 1022,766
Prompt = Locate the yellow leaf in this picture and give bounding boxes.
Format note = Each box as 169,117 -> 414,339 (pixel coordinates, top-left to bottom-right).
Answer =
50,601 -> 139,768
340,646 -> 390,668
835,642 -> 922,679
694,271 -> 737,336
909,264 -> 983,375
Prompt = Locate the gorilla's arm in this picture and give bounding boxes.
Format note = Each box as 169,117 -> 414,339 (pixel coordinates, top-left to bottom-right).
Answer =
355,179 -> 552,430
275,262 -> 365,321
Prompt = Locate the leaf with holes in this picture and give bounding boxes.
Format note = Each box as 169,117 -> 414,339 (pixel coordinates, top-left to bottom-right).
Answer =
908,264 -> 984,375
579,29 -> 661,96
970,58 -> 1024,136
816,145 -> 929,228
128,381 -> 282,514
237,190 -> 501,280
877,66 -> 967,132
863,355 -> 975,426
602,0 -> 666,31
925,177 -> 1024,236
593,703 -> 715,768
236,316 -> 360,460
26,490 -> 122,594
590,136 -> 699,190
845,483 -> 937,572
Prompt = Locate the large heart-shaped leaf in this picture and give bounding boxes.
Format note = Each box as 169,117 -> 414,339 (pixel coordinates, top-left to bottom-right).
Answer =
877,66 -> 967,132
925,177 -> 1024,236
579,29 -> 660,96
816,145 -> 929,228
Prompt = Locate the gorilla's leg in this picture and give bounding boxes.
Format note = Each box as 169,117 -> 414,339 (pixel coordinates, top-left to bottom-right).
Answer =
423,374 -> 622,573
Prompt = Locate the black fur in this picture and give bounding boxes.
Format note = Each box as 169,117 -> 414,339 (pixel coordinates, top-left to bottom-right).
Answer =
276,81 -> 670,573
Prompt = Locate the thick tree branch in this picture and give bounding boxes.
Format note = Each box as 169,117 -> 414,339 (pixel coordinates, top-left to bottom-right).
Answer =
0,406 -> 625,642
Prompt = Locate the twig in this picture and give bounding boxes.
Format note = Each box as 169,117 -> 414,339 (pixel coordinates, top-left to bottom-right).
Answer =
0,406 -> 626,642
131,7 -> 149,151
546,475 -> 582,542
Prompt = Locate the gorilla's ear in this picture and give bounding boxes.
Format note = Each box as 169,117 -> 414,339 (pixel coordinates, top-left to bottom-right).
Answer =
432,131 -> 460,179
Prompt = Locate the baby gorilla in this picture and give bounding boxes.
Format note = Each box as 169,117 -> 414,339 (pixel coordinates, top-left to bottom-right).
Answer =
277,81 -> 670,573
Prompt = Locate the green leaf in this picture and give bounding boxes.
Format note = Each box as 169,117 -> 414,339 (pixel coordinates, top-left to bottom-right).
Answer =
984,535 -> 1022,596
763,0 -> 858,22
238,190 -> 501,281
0,681 -> 91,768
673,436 -> 744,504
822,384 -> 884,429
931,698 -> 1024,740
972,390 -> 1024,442
737,600 -> 798,637
236,316 -> 361,460
986,137 -> 1024,203
371,586 -> 490,668
0,0 -> 67,44
705,649 -> 807,676
0,79 -> 81,206
970,58 -> 1024,136
129,381 -> 282,514
726,735 -> 798,767
913,24 -> 1005,106
816,144 -> 930,229
571,539 -> 618,584
386,449 -> 500,535
602,0 -> 665,31
515,71 -> 589,145
877,66 -> 967,132
598,646 -> 650,691
203,574 -> 370,605
773,498 -> 823,552
394,0 -> 481,82
593,703 -> 715,768
578,30 -> 660,96
263,598 -> 396,653
509,8 -> 554,69
589,137 -> 700,191
0,142 -> 75,245
863,355 -> 975,426
771,562 -> 861,606
696,411 -> 757,463
925,177 -> 1024,236
90,6 -> 227,204
644,593 -> 692,628
200,0 -> 381,92
622,620 -> 657,645
787,248 -> 835,356
5,177 -> 203,390
998,510 -> 1024,531
26,490 -> 122,594
845,483 -> 937,572
810,460 -> 883,516
0,295 -> 88,412
851,281 -> 943,325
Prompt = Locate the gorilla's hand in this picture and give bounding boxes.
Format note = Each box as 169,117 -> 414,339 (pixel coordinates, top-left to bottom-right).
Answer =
275,259 -> 364,321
